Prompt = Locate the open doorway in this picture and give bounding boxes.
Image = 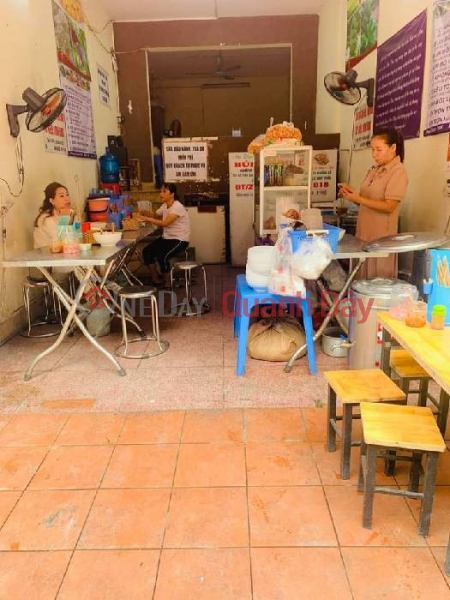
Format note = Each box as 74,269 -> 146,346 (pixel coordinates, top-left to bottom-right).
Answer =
147,45 -> 292,151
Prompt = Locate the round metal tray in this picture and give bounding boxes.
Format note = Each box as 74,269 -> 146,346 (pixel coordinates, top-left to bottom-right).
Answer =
364,232 -> 449,254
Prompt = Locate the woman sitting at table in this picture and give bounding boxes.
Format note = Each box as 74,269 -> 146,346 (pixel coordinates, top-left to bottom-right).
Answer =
138,183 -> 190,287
34,182 -> 73,249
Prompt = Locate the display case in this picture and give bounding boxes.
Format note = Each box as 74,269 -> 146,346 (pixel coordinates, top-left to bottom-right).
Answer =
254,145 -> 313,236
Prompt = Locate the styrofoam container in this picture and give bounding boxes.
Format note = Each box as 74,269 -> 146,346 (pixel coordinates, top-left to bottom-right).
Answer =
93,232 -> 123,246
247,246 -> 276,275
246,265 -> 269,291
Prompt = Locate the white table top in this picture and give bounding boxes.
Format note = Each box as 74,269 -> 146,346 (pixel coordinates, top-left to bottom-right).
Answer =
1,240 -> 134,268
334,235 -> 390,259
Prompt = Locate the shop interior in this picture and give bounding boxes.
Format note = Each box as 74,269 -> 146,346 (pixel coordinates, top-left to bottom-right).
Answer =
0,0 -> 450,597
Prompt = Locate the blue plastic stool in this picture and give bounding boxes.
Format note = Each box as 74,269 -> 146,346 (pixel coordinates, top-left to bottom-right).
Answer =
233,274 -> 317,377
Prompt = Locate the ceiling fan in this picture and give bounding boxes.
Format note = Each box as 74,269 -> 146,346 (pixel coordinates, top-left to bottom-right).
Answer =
186,52 -> 242,80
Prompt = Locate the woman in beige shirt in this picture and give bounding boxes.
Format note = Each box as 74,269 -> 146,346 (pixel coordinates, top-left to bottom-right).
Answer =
34,182 -> 73,249
340,127 -> 408,279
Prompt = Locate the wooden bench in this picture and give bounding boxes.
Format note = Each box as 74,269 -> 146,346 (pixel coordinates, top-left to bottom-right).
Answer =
325,369 -> 406,480
359,402 -> 446,536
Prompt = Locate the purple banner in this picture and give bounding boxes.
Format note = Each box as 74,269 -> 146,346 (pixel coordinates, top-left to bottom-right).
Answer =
374,11 -> 427,140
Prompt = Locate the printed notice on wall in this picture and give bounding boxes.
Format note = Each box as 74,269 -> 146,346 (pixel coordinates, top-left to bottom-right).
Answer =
97,65 -> 110,107
353,99 -> 374,150
163,140 -> 208,181
311,150 -> 338,204
374,11 -> 427,140
425,0 -> 450,136
44,113 -> 67,154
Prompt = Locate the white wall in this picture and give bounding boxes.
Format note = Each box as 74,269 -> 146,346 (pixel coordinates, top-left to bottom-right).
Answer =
0,0 -> 119,339
316,0 -> 449,233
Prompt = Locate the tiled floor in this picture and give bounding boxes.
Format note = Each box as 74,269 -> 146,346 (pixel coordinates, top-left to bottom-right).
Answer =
1,266 -> 450,597
0,266 -> 336,414
0,408 -> 449,599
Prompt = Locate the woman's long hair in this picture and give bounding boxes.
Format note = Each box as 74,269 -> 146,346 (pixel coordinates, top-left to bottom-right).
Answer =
372,127 -> 405,163
34,182 -> 68,227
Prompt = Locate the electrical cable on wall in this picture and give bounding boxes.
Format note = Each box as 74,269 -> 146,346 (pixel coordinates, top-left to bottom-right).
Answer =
0,137 -> 25,198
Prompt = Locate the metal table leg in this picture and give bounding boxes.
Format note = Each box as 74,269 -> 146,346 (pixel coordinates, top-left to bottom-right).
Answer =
24,267 -> 126,381
285,258 -> 365,373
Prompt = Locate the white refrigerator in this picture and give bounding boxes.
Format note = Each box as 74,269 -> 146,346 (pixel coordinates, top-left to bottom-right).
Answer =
229,152 -> 255,266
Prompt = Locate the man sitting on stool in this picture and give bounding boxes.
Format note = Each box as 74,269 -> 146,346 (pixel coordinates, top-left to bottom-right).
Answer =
138,183 -> 190,287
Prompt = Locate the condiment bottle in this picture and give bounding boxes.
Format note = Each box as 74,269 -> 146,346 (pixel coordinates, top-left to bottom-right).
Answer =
431,304 -> 446,330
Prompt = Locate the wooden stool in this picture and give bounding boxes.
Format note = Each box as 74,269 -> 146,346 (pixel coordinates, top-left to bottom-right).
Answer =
390,349 -> 430,405
390,349 -> 449,436
325,369 -> 406,480
358,402 -> 446,536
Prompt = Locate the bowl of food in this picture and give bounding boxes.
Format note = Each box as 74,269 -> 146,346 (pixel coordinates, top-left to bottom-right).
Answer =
93,232 -> 123,247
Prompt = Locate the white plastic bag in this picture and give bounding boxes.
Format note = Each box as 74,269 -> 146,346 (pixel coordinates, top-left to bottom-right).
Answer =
268,228 -> 306,296
290,235 -> 333,280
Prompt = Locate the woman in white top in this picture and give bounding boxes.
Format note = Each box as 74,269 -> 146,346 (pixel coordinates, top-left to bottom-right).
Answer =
34,182 -> 73,249
139,183 -> 190,286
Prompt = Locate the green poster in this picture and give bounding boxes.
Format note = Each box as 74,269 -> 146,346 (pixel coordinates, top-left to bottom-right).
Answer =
346,0 -> 379,70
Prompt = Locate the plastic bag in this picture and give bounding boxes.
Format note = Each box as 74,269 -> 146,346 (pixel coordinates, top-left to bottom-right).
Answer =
265,121 -> 302,146
247,134 -> 265,154
290,235 -> 333,280
248,317 -> 306,362
268,228 -> 306,296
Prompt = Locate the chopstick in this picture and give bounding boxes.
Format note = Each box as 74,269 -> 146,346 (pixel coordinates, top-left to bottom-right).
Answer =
437,257 -> 450,287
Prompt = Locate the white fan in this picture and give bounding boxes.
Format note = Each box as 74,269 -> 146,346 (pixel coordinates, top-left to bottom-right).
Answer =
186,52 -> 242,80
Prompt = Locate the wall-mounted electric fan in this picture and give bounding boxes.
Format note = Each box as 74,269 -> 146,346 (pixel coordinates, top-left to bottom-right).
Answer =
324,70 -> 374,106
6,87 -> 67,137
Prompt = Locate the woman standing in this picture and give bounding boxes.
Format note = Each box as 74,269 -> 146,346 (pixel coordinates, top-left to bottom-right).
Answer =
139,183 -> 190,287
339,127 -> 408,278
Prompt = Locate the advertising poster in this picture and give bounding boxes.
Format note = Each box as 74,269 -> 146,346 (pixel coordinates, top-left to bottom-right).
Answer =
425,0 -> 450,136
353,99 -> 374,150
374,11 -> 427,140
229,153 -> 255,266
311,150 -> 338,204
163,140 -> 208,181
52,1 -> 96,158
44,112 -> 67,154
346,0 -> 380,70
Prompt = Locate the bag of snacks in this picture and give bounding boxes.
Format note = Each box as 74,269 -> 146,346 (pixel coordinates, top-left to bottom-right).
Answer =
265,121 -> 302,146
247,134 -> 265,154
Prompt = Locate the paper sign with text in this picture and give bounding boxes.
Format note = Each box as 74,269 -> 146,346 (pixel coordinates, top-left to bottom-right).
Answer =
163,140 -> 208,181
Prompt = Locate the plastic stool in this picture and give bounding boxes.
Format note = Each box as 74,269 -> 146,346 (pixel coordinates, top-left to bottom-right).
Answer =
233,274 -> 316,377
115,285 -> 169,359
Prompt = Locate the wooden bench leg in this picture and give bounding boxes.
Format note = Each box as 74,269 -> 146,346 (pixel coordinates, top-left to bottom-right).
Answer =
437,390 -> 449,438
362,444 -> 378,529
327,386 -> 337,452
419,451 -> 439,537
445,535 -> 450,576
341,403 -> 353,480
409,452 -> 422,493
358,439 -> 367,492
418,379 -> 429,408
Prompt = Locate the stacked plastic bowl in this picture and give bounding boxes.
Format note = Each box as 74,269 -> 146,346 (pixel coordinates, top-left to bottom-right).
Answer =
246,246 -> 276,291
